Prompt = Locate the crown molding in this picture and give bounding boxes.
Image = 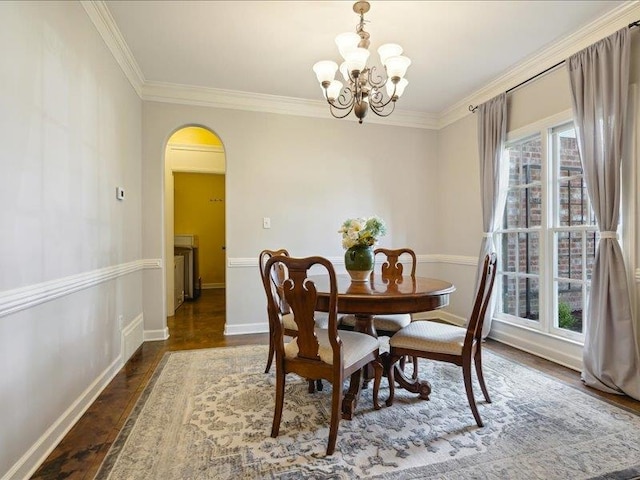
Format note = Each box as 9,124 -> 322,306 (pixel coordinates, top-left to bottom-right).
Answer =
142,81 -> 438,129
84,1 -> 638,131
81,1 -> 145,96
438,1 -> 640,129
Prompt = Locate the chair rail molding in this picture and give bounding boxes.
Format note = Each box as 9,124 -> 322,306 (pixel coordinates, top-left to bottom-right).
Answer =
0,259 -> 162,318
228,254 -> 477,268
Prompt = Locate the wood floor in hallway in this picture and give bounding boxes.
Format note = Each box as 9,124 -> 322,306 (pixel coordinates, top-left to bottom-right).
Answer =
30,288 -> 640,479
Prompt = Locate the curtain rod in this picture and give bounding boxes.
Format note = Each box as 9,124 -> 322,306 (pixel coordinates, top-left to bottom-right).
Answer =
468,19 -> 640,113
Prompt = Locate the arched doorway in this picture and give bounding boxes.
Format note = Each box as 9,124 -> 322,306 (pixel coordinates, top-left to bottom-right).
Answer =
163,126 -> 226,325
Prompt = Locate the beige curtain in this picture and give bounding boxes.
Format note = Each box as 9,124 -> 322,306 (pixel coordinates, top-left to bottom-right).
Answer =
476,93 -> 508,338
567,27 -> 640,399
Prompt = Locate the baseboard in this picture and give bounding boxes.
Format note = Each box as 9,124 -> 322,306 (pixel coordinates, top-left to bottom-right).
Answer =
144,327 -> 170,341
411,310 -> 466,326
225,322 -> 269,336
202,283 -> 224,289
122,314 -> 144,363
3,355 -> 123,480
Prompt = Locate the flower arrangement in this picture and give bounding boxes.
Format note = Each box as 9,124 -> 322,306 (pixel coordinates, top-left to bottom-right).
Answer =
339,216 -> 387,249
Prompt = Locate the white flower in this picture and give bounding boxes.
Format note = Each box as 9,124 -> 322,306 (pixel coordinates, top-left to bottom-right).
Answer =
338,216 -> 387,249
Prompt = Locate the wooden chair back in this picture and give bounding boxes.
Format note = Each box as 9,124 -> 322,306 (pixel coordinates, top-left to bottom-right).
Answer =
263,255 -> 382,456
463,253 -> 497,348
374,248 -> 417,280
262,255 -> 340,364
259,249 -> 291,315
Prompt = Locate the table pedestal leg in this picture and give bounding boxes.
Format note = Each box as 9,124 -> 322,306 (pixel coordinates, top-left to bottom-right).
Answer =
354,313 -> 377,337
385,360 -> 431,407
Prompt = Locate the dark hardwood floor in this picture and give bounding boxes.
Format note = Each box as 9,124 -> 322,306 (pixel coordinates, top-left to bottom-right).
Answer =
31,289 -> 640,479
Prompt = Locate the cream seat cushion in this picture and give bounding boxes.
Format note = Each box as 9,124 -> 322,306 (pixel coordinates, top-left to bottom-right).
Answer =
282,311 -> 330,331
284,329 -> 379,369
340,313 -> 411,332
390,320 -> 466,356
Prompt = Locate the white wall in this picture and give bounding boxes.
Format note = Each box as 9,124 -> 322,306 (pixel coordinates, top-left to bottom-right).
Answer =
0,2 -> 142,478
142,102 -> 439,335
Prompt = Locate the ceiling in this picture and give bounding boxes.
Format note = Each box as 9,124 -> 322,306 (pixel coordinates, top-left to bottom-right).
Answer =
103,0 -> 627,118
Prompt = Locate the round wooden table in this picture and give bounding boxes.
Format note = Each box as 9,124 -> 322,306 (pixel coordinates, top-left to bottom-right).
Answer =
310,273 -> 455,336
309,273 -> 456,418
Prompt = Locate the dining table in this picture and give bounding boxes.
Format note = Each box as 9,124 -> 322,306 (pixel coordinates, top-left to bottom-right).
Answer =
309,272 -> 456,419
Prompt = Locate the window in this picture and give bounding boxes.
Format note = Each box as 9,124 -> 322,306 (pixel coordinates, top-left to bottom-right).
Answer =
496,121 -> 597,342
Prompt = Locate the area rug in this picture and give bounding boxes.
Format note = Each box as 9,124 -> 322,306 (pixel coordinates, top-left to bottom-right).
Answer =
95,345 -> 640,480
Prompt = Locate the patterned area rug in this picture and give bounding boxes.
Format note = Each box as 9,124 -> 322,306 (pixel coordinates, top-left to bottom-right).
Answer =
95,345 -> 640,480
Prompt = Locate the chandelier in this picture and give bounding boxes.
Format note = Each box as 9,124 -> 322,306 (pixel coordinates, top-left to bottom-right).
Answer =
312,1 -> 411,124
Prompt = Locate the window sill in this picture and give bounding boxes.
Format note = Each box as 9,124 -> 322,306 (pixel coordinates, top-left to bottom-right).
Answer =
490,317 -> 584,371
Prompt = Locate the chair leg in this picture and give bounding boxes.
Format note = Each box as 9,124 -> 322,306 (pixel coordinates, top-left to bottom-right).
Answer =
463,359 -> 483,428
372,360 -> 383,410
271,369 -> 285,438
307,379 -> 324,393
265,334 -> 275,374
327,374 -> 345,456
411,356 -> 419,380
385,356 -> 397,407
474,349 -> 491,403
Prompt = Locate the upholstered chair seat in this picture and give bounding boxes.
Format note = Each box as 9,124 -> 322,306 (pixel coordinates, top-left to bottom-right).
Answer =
390,321 -> 466,356
340,313 -> 410,333
285,329 -> 380,368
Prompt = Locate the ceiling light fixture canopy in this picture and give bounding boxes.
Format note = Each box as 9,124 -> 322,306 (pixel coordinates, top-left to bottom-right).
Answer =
313,1 -> 411,124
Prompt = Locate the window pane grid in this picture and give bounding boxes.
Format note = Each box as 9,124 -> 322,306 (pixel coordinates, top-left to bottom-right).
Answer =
552,125 -> 593,338
501,133 -> 543,328
499,122 -> 596,341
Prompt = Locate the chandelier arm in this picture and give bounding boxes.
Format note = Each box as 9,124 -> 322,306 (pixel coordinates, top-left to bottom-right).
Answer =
368,101 -> 397,118
369,89 -> 393,109
368,89 -> 395,110
325,87 -> 356,111
327,98 -> 354,112
328,102 -> 356,119
366,66 -> 387,89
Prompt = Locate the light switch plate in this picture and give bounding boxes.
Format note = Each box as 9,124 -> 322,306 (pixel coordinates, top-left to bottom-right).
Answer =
263,217 -> 271,229
116,187 -> 125,200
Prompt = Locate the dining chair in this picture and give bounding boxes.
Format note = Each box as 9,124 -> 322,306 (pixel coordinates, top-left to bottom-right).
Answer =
259,249 -> 329,378
262,254 -> 382,456
382,252 -> 497,428
340,247 -> 417,337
